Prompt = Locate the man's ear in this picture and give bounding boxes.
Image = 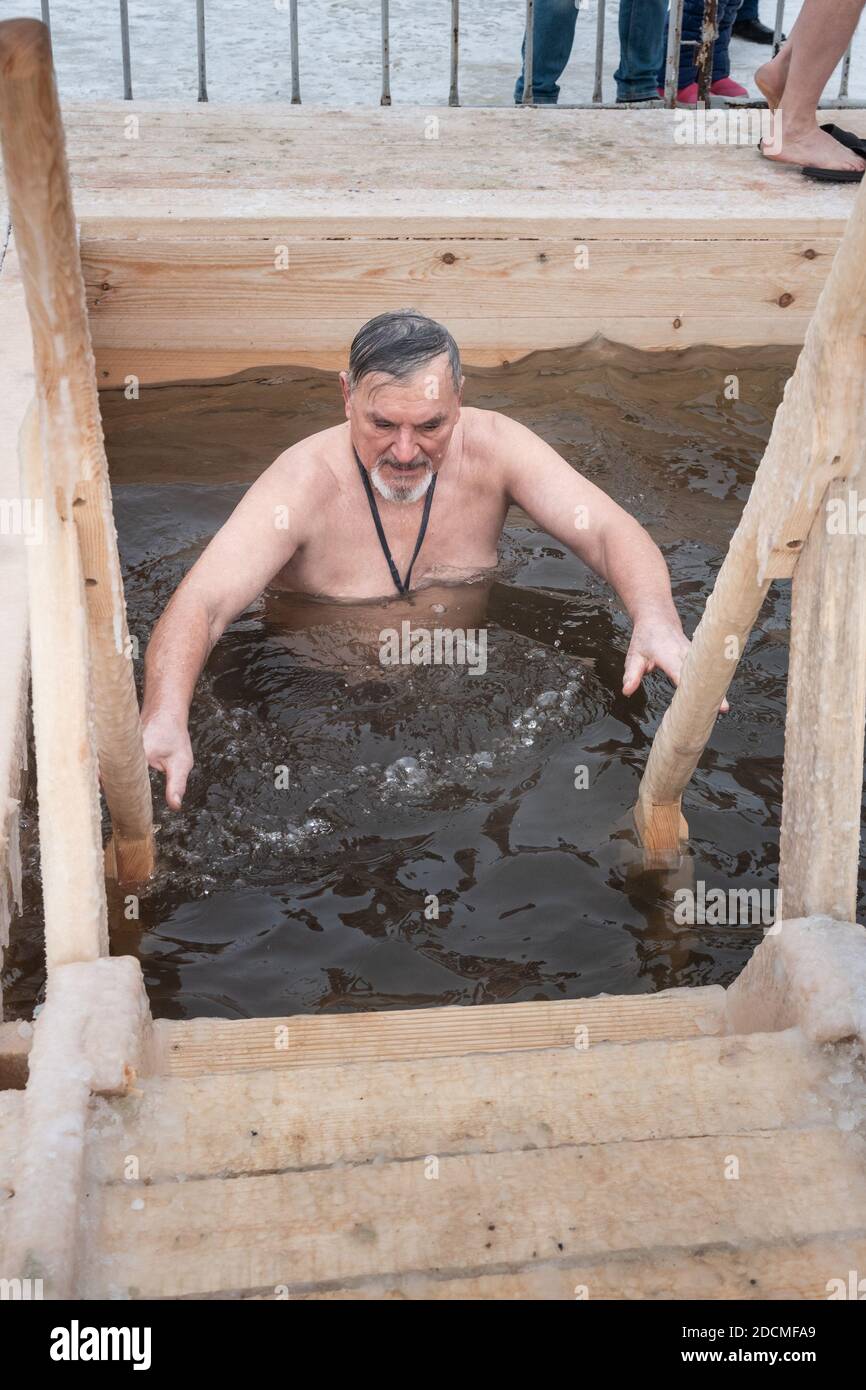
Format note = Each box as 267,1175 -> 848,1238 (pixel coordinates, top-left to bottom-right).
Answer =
339,370 -> 352,417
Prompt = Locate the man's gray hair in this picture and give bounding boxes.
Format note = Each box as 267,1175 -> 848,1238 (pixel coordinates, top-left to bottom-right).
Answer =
347,309 -> 462,391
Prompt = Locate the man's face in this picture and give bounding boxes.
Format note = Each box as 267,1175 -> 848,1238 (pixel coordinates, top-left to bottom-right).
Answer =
341,352 -> 463,504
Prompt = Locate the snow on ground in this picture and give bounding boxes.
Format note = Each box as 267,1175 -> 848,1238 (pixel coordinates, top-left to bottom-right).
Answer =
0,0 -> 863,107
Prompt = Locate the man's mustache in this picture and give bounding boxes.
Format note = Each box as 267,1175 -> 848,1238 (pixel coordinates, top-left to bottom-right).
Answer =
376,451 -> 433,470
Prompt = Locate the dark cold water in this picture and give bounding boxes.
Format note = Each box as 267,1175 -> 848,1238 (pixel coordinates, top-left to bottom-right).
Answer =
9,338 -> 854,1023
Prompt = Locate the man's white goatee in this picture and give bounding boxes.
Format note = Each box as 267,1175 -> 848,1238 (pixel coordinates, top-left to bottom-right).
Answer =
371,461 -> 434,505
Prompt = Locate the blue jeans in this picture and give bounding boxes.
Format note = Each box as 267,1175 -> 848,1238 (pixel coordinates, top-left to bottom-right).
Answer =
514,0 -> 666,104
614,0 -> 667,101
658,0 -> 742,89
737,0 -> 760,20
514,0 -> 579,104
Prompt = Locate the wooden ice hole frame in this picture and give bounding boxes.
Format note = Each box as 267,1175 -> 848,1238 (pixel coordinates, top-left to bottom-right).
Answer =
1,14 -> 866,1013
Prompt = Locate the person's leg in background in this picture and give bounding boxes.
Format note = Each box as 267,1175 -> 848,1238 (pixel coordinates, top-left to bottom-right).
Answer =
658,0 -> 750,101
657,0 -> 714,96
755,0 -> 866,171
710,0 -> 751,93
514,0 -> 580,104
615,0 -> 667,102
733,0 -> 780,45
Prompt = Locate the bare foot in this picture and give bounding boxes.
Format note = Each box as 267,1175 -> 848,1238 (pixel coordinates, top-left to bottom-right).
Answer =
755,59 -> 786,110
762,124 -> 866,172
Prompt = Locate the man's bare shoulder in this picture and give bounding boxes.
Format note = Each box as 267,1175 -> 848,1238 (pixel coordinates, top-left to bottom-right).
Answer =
460,406 -> 539,463
265,422 -> 349,497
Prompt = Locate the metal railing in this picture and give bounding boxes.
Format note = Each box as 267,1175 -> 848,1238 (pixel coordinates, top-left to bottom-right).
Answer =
36,0 -> 863,108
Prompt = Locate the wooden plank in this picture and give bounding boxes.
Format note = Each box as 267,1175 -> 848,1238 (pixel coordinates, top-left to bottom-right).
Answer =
73,193 -> 851,241
0,232 -> 32,1021
778,471 -> 866,921
80,236 -> 830,342
91,310 -> 815,386
0,101 -> 859,239
0,18 -> 154,886
241,1232 -> 866,1300
85,1128 -> 866,1298
93,1031 -> 832,1184
43,103 -> 865,206
152,987 -> 726,1077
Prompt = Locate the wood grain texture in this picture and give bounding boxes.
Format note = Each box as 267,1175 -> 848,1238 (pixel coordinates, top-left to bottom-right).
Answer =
150,986 -> 727,1077
635,175 -> 866,852
0,19 -> 153,884
779,473 -> 866,920
84,1127 -> 866,1298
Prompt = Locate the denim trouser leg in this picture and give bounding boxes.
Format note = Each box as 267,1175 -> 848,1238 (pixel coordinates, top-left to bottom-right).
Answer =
514,0 -> 579,104
615,0 -> 667,101
658,0 -> 744,89
736,0 -> 760,21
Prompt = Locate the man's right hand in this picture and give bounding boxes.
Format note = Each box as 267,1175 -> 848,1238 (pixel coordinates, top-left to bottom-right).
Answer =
142,712 -> 194,810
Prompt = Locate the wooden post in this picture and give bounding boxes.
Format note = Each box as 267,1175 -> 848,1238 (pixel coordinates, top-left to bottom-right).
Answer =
778,472 -> 866,921
634,177 -> 866,859
19,402 -> 108,968
0,18 -> 154,884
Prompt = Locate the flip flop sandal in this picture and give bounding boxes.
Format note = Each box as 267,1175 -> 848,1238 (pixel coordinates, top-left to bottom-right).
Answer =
757,137 -> 864,182
801,164 -> 864,182
821,122 -> 866,156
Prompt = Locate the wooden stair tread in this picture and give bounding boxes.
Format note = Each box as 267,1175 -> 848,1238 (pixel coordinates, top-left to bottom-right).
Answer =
94,1029 -> 835,1185
153,986 -> 727,1077
240,1231 -> 866,1300
83,1127 -> 866,1299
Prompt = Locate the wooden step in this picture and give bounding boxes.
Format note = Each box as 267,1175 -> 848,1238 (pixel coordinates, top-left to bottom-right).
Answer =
152,986 -> 726,1077
92,1029 -> 833,1185
242,1231 -> 866,1300
83,1126 -> 866,1299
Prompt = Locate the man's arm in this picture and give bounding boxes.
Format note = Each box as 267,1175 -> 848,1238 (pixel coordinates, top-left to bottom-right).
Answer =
496,413 -> 708,700
142,451 -> 305,808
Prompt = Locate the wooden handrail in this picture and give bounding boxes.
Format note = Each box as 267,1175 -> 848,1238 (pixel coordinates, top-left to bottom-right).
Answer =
0,18 -> 154,885
635,175 -> 866,881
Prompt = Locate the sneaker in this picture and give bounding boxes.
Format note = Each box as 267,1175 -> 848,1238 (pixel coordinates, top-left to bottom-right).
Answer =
657,82 -> 699,106
710,77 -> 750,100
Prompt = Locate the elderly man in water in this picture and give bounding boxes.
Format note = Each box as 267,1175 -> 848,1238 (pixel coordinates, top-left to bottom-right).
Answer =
142,309 -> 691,809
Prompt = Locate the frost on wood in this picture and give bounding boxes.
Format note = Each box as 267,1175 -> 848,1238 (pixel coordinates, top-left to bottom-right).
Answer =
1,957 -> 151,1294
725,916 -> 866,1044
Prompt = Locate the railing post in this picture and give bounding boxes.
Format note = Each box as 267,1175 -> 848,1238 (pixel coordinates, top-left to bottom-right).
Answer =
634,177 -> 866,861
449,0 -> 460,107
778,476 -> 866,921
664,0 -> 686,106
0,18 -> 155,889
380,0 -> 391,106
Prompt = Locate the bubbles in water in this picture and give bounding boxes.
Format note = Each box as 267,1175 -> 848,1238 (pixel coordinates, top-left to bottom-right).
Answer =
385,756 -> 428,789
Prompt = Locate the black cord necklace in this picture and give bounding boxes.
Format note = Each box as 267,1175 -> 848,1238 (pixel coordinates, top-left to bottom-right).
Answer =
354,446 -> 437,596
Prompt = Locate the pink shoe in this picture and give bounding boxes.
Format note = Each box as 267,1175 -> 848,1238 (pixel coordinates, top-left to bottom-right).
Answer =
711,77 -> 749,99
657,82 -> 699,106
